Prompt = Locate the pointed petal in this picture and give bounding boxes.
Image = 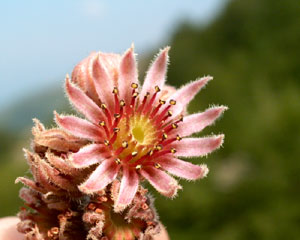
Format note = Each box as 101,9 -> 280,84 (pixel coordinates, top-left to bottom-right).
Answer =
172,135 -> 224,157
55,113 -> 104,141
115,167 -> 139,212
176,106 -> 228,137
72,52 -> 102,105
92,53 -> 115,109
167,76 -> 213,117
40,160 -> 77,191
45,152 -> 80,176
70,144 -> 107,168
34,128 -> 87,152
65,76 -> 105,124
140,167 -> 180,197
79,160 -> 120,194
141,47 -> 170,97
118,47 -> 138,104
15,177 -> 46,193
157,157 -> 209,180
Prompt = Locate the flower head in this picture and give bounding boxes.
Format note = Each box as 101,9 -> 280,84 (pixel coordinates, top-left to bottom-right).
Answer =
55,46 -> 226,211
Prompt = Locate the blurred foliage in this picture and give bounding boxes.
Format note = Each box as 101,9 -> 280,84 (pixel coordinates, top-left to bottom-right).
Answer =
152,0 -> 300,239
1,0 -> 300,239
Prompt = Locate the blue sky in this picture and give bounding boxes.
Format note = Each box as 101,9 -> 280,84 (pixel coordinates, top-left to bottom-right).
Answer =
0,0 -> 227,111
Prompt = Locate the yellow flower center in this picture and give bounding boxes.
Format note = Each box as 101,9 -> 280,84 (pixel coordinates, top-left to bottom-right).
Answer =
113,114 -> 158,162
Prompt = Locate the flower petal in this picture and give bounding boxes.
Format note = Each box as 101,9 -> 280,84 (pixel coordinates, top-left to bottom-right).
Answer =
172,135 -> 224,157
157,157 -> 209,180
118,47 -> 138,104
167,76 -> 213,117
71,52 -> 100,104
141,47 -> 170,97
40,160 -> 77,191
176,106 -> 228,137
65,76 -> 105,124
115,167 -> 139,212
79,159 -> 120,194
55,113 -> 104,141
98,52 -> 121,85
70,144 -> 107,168
140,166 -> 180,197
92,53 -> 115,109
46,152 -> 80,176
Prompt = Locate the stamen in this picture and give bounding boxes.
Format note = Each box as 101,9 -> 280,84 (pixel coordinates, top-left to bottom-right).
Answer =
154,104 -> 171,123
128,91 -> 138,115
115,158 -> 121,165
98,120 -> 110,136
150,99 -> 165,118
170,148 -> 177,154
101,103 -> 112,126
178,114 -> 184,122
122,141 -> 128,148
131,83 -> 138,89
136,165 -> 142,170
112,113 -> 121,130
120,100 -> 126,107
132,92 -> 139,98
161,137 -> 177,146
160,99 -> 166,105
114,113 -> 121,119
154,163 -> 161,169
137,92 -> 150,113
143,86 -> 160,114
114,146 -> 125,156
110,132 -> 118,144
176,135 -> 182,141
169,99 -> 176,105
162,133 -> 168,140
104,140 -> 110,146
112,87 -> 118,95
113,128 -> 120,133
149,149 -> 171,159
149,149 -> 154,156
163,122 -> 178,133
155,144 -> 163,151
131,151 -> 138,157
113,87 -> 120,113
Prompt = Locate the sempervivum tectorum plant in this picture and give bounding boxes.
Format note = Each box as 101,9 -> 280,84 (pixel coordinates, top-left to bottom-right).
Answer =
54,46 -> 227,211
16,45 -> 226,240
16,120 -> 159,240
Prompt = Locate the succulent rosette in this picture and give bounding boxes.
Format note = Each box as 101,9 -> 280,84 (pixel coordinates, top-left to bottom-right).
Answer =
54,46 -> 227,211
16,46 -> 227,240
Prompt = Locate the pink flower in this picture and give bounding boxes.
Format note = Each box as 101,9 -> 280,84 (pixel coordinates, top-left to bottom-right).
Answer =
55,46 -> 227,211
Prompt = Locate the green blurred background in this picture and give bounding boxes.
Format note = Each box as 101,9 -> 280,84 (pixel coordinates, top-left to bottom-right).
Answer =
1,0 -> 300,239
